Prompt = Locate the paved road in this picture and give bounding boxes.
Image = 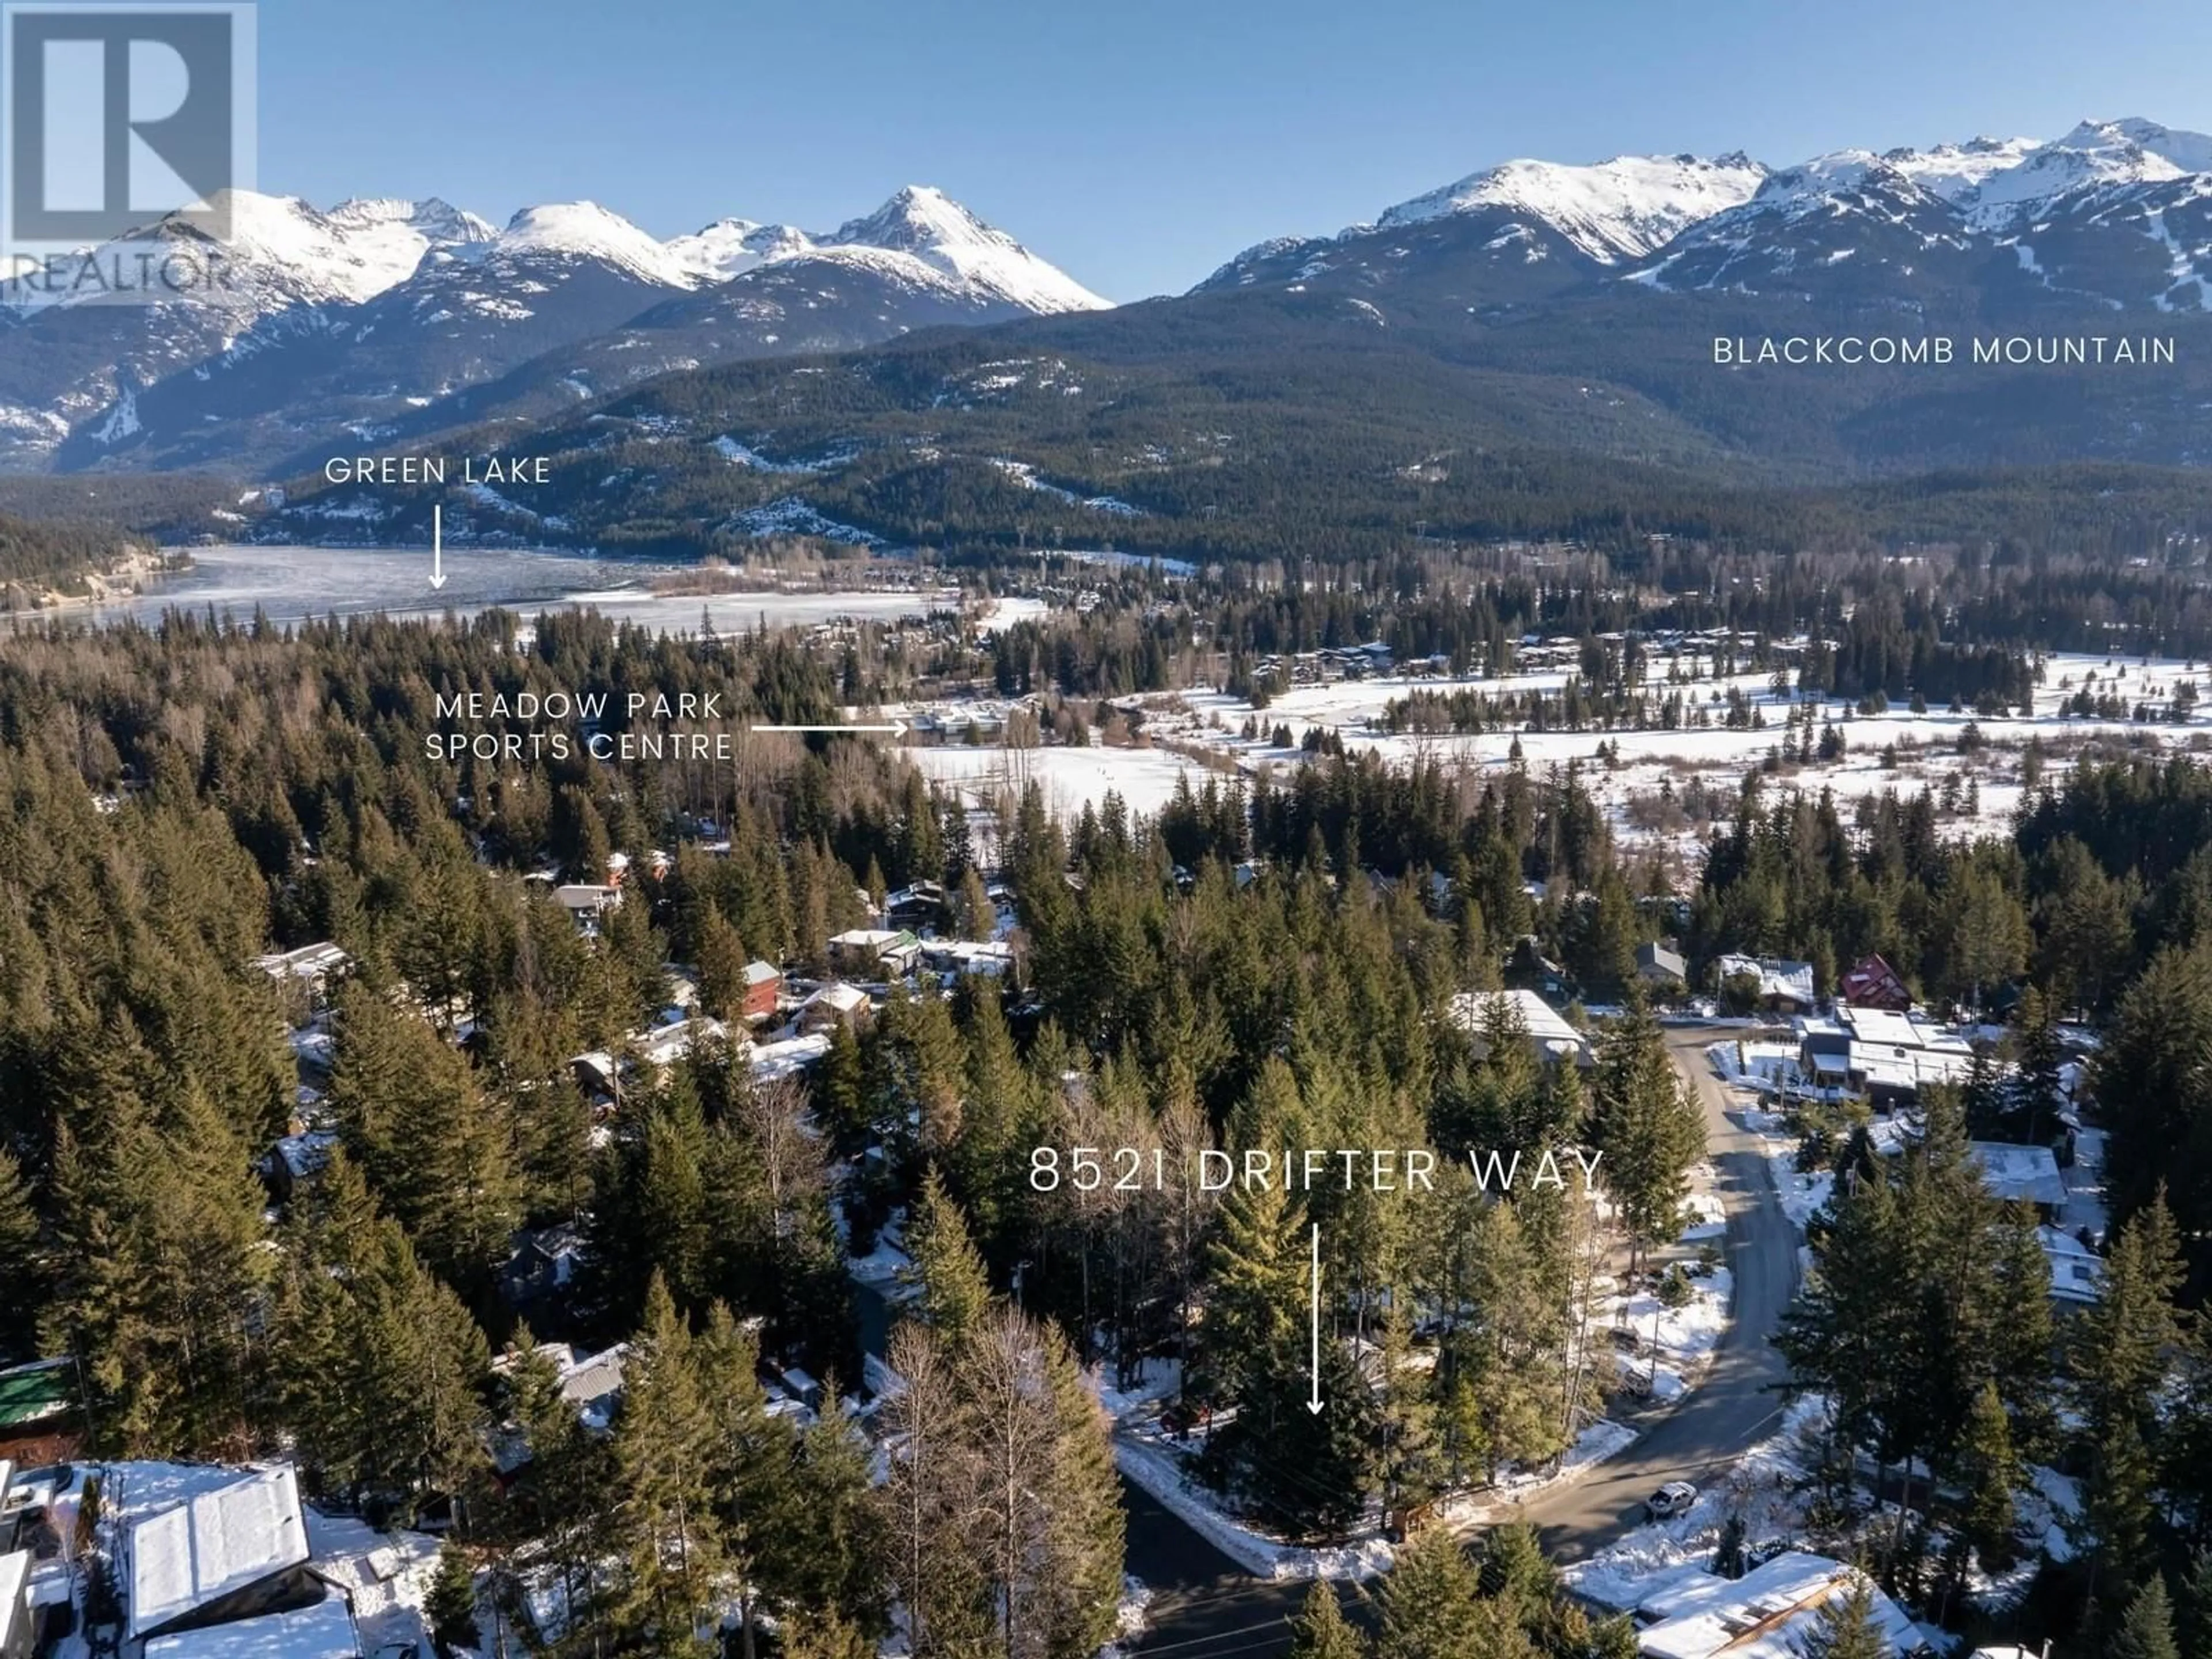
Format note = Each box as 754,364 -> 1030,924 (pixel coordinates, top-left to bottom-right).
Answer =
1514,1029 -> 1801,1558
1127,1029 -> 1800,1656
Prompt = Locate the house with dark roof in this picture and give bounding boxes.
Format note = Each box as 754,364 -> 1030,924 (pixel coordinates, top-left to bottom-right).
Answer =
1839,952 -> 1913,1012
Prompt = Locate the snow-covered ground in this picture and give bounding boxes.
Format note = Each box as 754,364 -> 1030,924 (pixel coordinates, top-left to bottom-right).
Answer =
909,741 -> 1222,820
907,646 -> 2212,860
1096,1345 -> 1648,1583
1566,1392 -> 1831,1611
1606,1265 -> 1733,1403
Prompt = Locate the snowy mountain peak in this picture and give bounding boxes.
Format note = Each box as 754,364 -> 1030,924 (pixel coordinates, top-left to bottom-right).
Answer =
3,187 -> 484,314
1752,149 -> 1930,203
665,218 -> 817,283
1876,136 -> 2041,203
1374,151 -> 1770,263
1967,118 -> 2212,219
824,185 -> 1109,312
833,185 -> 1004,255
325,196 -> 497,245
494,201 -> 699,287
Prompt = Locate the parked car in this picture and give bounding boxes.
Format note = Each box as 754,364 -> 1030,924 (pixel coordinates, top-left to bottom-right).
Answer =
1646,1480 -> 1698,1520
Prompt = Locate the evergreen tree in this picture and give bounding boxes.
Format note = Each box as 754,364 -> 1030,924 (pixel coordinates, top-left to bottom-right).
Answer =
905,1169 -> 993,1345
2175,1551 -> 2212,1659
1959,1380 -> 2022,1568
0,1147 -> 44,1359
1376,1294 -> 1444,1510
1588,1000 -> 1704,1276
2068,1194 -> 2187,1590
1373,1527 -> 1524,1659
1040,1317 -> 1127,1658
782,1407 -> 890,1636
611,1275 -> 724,1656
692,1302 -> 796,1659
426,1543 -> 480,1658
1289,1582 -> 1367,1659
1802,1577 -> 1888,1659
2111,1576 -> 2183,1659
327,984 -> 521,1305
692,904 -> 752,1023
1202,1175 -> 1306,1403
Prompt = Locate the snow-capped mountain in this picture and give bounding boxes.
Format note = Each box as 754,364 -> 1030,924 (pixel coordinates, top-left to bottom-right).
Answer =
1876,137 -> 2041,204
1198,151 -> 1769,298
1967,119 -> 2212,221
1616,120 -> 2212,308
1373,153 -> 1770,263
819,185 -> 1109,313
657,187 -> 1109,312
1198,117 -> 2212,319
1622,151 -> 1978,298
0,183 -> 1107,471
665,219 -> 816,283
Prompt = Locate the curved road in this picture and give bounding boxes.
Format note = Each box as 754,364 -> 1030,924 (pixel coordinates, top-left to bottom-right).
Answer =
1515,1029 -> 1801,1556
1128,1029 -> 1800,1657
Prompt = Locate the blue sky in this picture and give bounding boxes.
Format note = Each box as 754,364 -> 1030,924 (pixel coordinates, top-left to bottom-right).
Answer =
254,0 -> 2212,301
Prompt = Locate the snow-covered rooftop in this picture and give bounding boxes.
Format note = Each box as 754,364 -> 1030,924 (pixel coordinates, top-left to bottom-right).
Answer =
123,1465 -> 310,1639
143,1594 -> 360,1659
1970,1142 -> 2069,1209
1633,1552 -> 1916,1659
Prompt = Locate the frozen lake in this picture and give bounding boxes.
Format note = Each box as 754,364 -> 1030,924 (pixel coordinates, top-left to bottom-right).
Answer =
40,544 -> 961,633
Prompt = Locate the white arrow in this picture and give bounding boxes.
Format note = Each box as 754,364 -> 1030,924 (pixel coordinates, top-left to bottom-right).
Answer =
429,505 -> 446,590
1307,1222 -> 1324,1415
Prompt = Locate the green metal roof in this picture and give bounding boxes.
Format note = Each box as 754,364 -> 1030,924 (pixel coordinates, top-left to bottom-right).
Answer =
0,1359 -> 73,1429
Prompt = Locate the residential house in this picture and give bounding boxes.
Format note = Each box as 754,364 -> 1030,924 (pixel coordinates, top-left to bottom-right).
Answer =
749,1033 -> 832,1083
569,1051 -> 620,1104
827,929 -> 922,977
635,1017 -> 732,1075
885,882 -> 948,932
123,1465 -> 320,1643
741,961 -> 783,1021
1624,1551 -> 1924,1658
1716,954 -> 1817,1014
266,1129 -> 339,1202
1635,942 -> 1688,991
1448,989 -> 1594,1069
1,1461 -> 60,1560
1798,1007 -> 1974,1105
1839,952 -> 1912,1012
798,982 -> 873,1034
144,1597 -> 361,1659
2040,1226 -> 2104,1307
1969,1142 -> 2069,1220
558,1346 -> 627,1433
249,943 -> 353,1005
554,885 -> 622,933
920,940 -> 1014,978
0,1362 -> 73,1461
502,1224 -> 588,1315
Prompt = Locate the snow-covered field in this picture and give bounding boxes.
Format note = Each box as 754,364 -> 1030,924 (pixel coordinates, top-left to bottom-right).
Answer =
909,741 -> 1220,821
